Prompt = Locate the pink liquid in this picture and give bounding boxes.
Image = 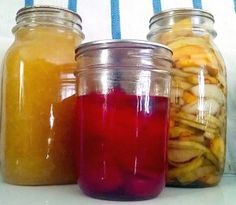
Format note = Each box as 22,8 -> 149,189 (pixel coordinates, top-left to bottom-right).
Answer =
75,88 -> 169,200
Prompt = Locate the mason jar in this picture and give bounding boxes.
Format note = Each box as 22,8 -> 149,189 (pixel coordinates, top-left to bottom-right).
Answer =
75,40 -> 172,200
147,8 -> 227,187
1,6 -> 84,185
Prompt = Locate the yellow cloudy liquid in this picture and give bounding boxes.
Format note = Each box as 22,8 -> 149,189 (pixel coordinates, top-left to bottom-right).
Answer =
1,26 -> 83,185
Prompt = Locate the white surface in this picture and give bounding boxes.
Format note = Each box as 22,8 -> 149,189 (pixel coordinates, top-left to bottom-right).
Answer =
0,175 -> 235,205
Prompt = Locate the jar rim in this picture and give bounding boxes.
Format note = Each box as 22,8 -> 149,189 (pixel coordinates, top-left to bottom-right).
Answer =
75,39 -> 172,58
13,5 -> 84,37
16,5 -> 82,23
149,8 -> 214,29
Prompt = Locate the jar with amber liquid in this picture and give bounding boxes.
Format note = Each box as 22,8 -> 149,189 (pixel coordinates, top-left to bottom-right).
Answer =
0,6 -> 84,185
147,9 -> 227,187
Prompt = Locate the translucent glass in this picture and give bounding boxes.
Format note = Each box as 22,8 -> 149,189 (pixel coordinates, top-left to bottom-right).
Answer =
1,25 -> 83,185
148,9 -> 227,187
75,41 -> 172,200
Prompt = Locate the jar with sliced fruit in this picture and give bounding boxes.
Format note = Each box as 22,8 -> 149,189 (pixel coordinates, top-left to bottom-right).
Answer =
147,8 -> 227,187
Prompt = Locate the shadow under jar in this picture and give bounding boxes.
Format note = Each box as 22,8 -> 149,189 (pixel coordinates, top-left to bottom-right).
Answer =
1,6 -> 84,185
75,40 -> 172,200
147,8 -> 227,187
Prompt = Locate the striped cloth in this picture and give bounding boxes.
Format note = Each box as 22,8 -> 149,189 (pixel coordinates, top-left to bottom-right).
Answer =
0,0 -> 236,174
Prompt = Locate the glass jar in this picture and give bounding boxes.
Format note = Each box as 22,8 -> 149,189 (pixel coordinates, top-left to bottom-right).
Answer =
1,6 -> 84,185
75,40 -> 172,200
147,8 -> 227,187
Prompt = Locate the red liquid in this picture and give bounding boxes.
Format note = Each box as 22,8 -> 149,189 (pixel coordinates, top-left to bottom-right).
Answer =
75,88 -> 169,200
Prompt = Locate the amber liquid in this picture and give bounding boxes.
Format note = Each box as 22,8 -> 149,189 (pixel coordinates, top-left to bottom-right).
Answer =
1,26 -> 82,185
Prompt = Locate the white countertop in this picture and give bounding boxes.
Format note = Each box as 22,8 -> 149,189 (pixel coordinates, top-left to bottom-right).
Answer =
0,175 -> 235,205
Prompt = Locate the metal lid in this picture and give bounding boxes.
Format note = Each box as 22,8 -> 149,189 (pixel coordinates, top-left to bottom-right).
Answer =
14,5 -> 83,35
149,8 -> 214,29
75,39 -> 172,58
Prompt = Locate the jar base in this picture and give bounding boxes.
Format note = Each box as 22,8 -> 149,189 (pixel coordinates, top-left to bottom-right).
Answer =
166,180 -> 220,188
81,189 -> 160,201
3,179 -> 76,186
2,172 -> 76,186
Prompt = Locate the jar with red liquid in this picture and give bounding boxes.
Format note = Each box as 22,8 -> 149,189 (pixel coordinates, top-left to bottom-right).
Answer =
75,40 -> 172,200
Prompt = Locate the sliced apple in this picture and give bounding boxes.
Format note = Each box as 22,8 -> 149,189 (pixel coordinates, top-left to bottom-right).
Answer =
181,99 -> 220,115
190,84 -> 225,105
169,126 -> 193,138
173,45 -> 205,61
168,149 -> 204,163
182,66 -> 208,74
172,68 -> 192,77
169,140 -> 219,166
177,111 -> 218,129
168,36 -> 211,50
182,91 -> 197,103
179,135 -> 205,144
210,137 -> 225,168
172,80 -> 193,90
168,157 -> 204,179
199,174 -> 220,185
177,165 -> 216,184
